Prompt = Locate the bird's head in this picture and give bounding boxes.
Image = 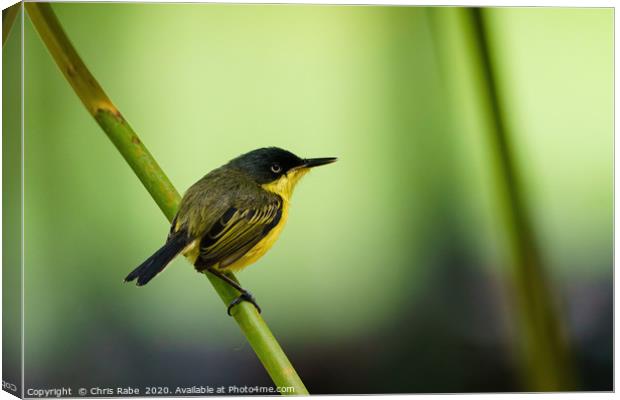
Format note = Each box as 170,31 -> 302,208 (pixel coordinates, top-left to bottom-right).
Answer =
227,147 -> 337,201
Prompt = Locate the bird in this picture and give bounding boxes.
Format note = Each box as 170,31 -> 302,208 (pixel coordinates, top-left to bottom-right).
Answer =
125,147 -> 337,315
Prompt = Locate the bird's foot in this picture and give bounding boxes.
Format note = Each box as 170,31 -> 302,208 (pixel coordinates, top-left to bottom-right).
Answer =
227,291 -> 261,316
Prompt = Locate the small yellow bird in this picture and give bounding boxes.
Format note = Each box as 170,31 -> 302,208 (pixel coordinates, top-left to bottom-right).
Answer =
125,147 -> 337,314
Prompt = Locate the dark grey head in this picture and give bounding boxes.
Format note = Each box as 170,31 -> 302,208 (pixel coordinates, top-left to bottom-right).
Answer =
227,147 -> 337,184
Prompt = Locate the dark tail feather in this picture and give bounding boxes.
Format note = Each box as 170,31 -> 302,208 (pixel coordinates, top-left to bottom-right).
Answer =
125,233 -> 191,286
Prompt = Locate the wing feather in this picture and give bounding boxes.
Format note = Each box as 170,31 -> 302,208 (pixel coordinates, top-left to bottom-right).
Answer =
197,196 -> 283,269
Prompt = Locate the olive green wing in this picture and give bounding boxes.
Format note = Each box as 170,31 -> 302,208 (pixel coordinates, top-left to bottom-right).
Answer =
197,196 -> 283,269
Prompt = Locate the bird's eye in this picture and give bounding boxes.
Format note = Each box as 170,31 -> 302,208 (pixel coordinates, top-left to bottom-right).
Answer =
270,163 -> 282,174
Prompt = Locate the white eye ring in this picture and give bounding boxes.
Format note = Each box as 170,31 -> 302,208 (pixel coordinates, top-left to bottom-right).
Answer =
270,163 -> 282,173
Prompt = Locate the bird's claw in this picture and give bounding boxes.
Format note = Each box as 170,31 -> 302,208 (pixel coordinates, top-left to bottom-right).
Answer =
227,291 -> 261,316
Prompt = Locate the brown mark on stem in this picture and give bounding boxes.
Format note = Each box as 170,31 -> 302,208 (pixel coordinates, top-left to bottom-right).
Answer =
66,64 -> 77,78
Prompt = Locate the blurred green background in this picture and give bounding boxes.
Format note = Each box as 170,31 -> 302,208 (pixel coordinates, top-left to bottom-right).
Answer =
11,3 -> 612,393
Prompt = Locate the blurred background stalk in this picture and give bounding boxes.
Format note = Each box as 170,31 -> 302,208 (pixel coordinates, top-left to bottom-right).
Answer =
430,7 -> 574,390
24,2 -> 307,393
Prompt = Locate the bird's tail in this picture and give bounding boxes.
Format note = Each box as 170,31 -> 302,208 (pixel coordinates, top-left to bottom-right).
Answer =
125,232 -> 191,286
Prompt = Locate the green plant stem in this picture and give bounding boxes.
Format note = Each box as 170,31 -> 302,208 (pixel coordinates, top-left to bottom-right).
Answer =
3,2 -> 20,47
25,2 -> 307,394
467,9 -> 574,390
428,8 -> 574,390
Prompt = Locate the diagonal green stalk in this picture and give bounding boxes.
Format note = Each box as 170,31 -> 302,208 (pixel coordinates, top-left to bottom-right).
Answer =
3,2 -> 21,47
25,2 -> 307,394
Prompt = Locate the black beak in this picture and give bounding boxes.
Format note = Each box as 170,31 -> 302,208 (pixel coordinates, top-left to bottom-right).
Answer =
303,157 -> 338,168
